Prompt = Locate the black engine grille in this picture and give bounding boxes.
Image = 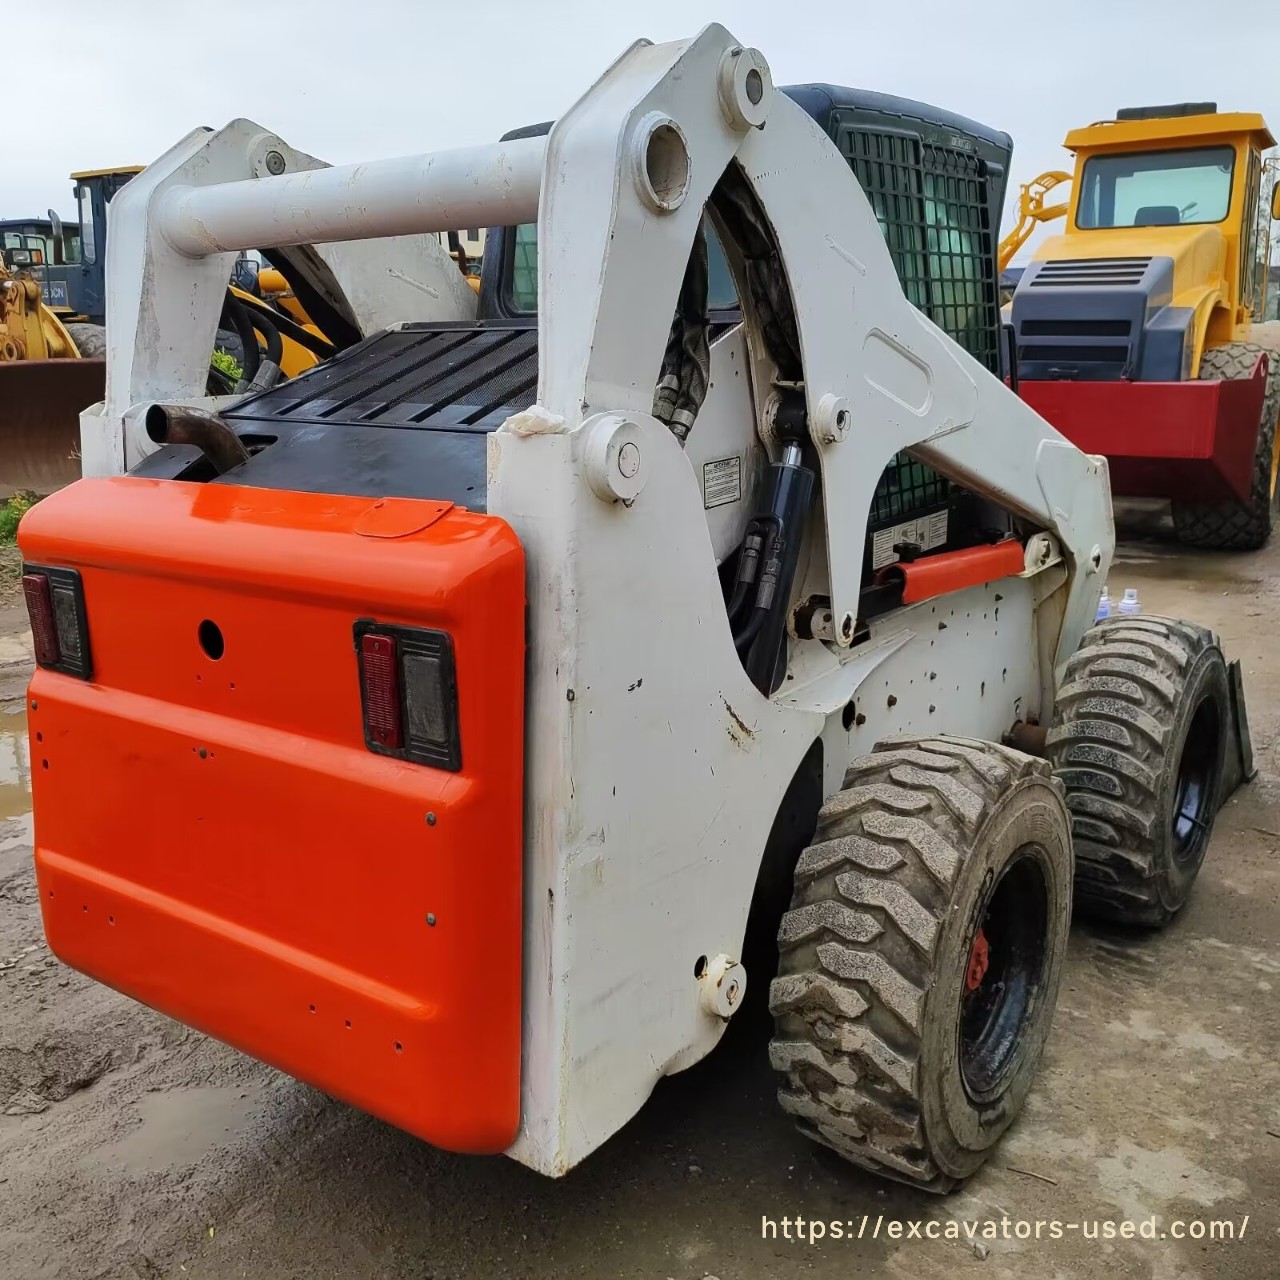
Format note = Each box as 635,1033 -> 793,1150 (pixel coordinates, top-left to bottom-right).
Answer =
228,324 -> 539,432
1028,257 -> 1152,288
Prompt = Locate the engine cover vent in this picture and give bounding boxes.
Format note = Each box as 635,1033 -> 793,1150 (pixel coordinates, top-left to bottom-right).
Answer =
1029,257 -> 1153,288
229,323 -> 540,432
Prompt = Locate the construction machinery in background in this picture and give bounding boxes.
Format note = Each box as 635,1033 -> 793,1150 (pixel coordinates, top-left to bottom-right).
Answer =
1,161 -> 481,493
0,271 -> 106,495
1,168 -> 143,328
0,168 -> 146,492
445,231 -> 482,292
998,169 -> 1071,272
1008,104 -> 1280,549
20,27 -> 1254,1191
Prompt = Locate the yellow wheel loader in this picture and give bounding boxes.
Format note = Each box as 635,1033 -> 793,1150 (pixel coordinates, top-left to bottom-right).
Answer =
0,246 -> 329,496
0,258 -> 107,495
0,166 -> 387,494
1,154 -> 483,495
0,168 -> 146,493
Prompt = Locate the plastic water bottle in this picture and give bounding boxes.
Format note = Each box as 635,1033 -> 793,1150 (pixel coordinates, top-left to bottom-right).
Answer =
1096,586 -> 1112,621
1118,587 -> 1141,617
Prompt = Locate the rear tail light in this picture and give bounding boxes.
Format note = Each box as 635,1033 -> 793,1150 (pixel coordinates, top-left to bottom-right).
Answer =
360,634 -> 403,749
22,565 -> 93,679
355,622 -> 461,771
23,574 -> 58,666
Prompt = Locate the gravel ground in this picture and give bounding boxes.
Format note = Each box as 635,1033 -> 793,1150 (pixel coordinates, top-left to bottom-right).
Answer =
0,545 -> 23,606
1,513 -> 1277,1280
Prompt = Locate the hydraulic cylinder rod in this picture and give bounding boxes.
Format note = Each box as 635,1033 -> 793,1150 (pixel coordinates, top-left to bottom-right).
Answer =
157,136 -> 548,257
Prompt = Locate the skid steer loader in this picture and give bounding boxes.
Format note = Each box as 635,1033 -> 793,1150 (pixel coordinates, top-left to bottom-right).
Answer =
19,26 -> 1254,1190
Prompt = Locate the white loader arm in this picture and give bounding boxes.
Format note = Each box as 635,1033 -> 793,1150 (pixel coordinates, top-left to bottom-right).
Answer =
95,22 -> 1112,675
87,120 -> 485,477
533,26 -> 1113,677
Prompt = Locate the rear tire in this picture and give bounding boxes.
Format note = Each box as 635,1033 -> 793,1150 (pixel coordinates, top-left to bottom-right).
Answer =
213,326 -> 245,368
1171,341 -> 1278,550
64,322 -> 106,359
1048,616 -> 1230,926
768,736 -> 1072,1191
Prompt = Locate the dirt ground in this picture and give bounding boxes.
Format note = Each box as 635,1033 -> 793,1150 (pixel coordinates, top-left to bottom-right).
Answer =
1,512 -> 1277,1280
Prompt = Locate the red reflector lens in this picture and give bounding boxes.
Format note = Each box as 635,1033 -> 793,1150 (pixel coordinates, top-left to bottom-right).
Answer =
22,574 -> 60,667
360,633 -> 403,749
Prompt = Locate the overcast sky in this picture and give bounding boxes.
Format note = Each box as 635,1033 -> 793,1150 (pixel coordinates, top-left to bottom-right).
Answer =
9,0 -> 1279,262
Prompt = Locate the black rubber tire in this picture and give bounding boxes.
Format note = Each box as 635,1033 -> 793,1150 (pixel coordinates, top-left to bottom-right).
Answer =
1048,616 -> 1230,926
64,322 -> 106,359
1171,341 -> 1278,550
213,326 -> 245,368
768,736 -> 1072,1192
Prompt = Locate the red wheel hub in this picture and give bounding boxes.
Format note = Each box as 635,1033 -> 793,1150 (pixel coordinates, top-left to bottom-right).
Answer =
965,927 -> 990,993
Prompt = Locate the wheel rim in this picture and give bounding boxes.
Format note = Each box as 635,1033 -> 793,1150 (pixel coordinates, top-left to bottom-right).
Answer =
959,848 -> 1050,1103
1171,695 -> 1221,865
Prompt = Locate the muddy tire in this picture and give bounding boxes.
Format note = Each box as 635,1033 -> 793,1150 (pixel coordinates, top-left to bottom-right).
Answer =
1048,616 -> 1230,926
64,323 -> 106,359
213,327 -> 245,367
768,736 -> 1073,1192
1171,342 -> 1278,550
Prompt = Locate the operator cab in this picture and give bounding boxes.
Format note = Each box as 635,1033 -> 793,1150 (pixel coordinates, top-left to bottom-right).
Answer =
1,169 -> 141,319
0,219 -> 80,313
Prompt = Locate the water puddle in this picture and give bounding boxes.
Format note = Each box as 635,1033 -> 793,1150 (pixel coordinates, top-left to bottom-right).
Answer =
1113,553 -> 1265,590
0,706 -> 31,821
93,1084 -> 262,1173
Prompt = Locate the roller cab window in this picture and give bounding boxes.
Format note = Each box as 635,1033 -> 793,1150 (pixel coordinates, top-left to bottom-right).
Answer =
1077,146 -> 1235,229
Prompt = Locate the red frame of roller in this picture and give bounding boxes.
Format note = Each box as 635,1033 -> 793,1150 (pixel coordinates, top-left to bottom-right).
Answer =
1016,354 -> 1267,504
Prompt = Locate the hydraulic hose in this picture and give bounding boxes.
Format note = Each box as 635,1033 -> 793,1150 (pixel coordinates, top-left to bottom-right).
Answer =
734,605 -> 769,653
728,516 -> 779,634
247,301 -> 283,368
221,293 -> 261,385
653,223 -> 710,444
205,364 -> 237,396
239,301 -> 283,392
234,290 -> 335,358
741,444 -> 815,695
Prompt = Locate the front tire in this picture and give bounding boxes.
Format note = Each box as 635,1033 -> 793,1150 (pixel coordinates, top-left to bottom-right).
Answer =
1171,341 -> 1279,550
768,736 -> 1072,1191
64,322 -> 106,359
1048,616 -> 1230,926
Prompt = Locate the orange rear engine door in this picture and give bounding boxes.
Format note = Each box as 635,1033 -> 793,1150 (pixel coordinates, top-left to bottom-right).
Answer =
19,477 -> 525,1153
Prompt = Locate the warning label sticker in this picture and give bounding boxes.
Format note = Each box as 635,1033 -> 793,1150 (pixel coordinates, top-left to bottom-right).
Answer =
703,456 -> 743,509
871,509 -> 949,570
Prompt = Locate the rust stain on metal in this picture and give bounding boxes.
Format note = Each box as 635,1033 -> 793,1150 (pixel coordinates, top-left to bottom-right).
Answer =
722,696 -> 754,749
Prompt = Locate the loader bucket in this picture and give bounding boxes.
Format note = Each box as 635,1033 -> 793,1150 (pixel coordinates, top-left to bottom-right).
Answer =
0,358 -> 103,495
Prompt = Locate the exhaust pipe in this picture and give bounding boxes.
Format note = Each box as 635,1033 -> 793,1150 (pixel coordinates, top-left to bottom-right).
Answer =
145,404 -> 250,475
